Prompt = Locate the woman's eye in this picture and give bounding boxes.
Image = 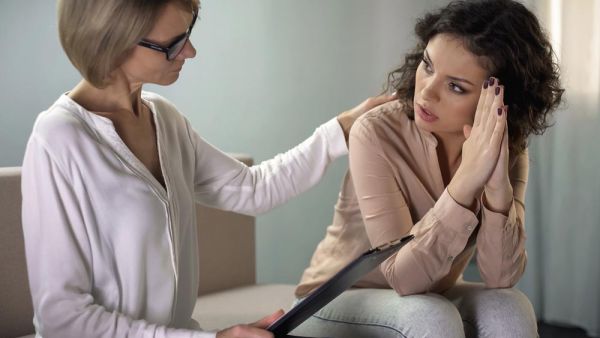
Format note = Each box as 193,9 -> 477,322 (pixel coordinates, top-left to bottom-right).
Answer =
449,82 -> 465,94
421,58 -> 433,74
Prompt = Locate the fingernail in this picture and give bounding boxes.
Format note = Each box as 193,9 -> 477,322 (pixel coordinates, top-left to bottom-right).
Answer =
495,86 -> 500,95
392,91 -> 397,96
498,107 -> 503,116
489,77 -> 495,86
504,105 -> 509,114
483,80 -> 489,89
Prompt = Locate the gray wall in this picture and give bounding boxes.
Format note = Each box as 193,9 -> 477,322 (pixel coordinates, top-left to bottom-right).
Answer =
0,0 -> 448,284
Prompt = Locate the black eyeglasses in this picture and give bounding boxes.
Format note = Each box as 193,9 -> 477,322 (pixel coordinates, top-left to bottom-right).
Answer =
138,10 -> 198,61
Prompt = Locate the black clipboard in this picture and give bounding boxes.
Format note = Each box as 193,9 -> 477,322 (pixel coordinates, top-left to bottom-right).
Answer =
267,234 -> 415,338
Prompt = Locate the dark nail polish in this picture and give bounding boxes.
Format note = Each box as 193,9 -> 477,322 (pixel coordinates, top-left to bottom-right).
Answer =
483,80 -> 489,89
495,86 -> 500,95
489,78 -> 495,86
498,107 -> 502,116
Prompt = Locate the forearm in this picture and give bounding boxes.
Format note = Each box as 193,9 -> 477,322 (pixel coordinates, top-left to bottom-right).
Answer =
378,190 -> 479,295
447,170 -> 482,213
476,199 -> 528,288
483,180 -> 513,215
194,118 -> 347,215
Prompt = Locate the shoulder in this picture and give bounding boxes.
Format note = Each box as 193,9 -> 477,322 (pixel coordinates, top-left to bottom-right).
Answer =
31,95 -> 94,148
142,91 -> 192,132
25,95 -> 104,175
142,91 -> 185,120
350,100 -> 415,143
142,91 -> 176,110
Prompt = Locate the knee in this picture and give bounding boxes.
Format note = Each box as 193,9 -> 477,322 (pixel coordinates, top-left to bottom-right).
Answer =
394,294 -> 465,338
463,288 -> 537,338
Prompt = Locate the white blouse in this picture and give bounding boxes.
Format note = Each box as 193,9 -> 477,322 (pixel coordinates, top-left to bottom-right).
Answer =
21,92 -> 347,338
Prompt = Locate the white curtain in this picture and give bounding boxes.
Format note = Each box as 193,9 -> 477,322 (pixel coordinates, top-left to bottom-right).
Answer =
519,0 -> 600,336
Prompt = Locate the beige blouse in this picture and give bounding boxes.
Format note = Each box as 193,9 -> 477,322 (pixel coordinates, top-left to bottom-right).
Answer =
296,101 -> 528,298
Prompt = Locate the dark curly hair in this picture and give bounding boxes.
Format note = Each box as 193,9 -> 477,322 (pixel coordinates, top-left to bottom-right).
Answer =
387,0 -> 564,155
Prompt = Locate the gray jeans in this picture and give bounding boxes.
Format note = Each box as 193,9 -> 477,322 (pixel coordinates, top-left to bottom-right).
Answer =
290,281 -> 537,338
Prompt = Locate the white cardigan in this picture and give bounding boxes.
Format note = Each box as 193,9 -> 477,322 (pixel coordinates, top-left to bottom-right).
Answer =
21,92 -> 347,338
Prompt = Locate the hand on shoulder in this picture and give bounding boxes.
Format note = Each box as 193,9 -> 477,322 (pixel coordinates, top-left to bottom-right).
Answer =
337,92 -> 398,144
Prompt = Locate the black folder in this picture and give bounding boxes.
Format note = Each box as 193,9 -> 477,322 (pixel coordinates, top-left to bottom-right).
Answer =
267,234 -> 415,338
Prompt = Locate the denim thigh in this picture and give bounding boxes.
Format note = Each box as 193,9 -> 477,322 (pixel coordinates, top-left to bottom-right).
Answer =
291,288 -> 465,338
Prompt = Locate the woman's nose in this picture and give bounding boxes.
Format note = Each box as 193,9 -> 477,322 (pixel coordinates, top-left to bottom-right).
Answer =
179,39 -> 197,59
421,78 -> 440,102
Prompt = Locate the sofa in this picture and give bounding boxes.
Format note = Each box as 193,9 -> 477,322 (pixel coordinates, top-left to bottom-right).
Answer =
0,154 -> 297,338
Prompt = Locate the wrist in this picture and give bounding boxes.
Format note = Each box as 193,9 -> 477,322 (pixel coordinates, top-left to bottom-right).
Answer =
448,174 -> 481,212
483,184 -> 513,214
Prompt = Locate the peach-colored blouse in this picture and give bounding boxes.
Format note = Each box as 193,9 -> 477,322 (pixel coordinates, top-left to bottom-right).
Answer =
296,101 -> 528,298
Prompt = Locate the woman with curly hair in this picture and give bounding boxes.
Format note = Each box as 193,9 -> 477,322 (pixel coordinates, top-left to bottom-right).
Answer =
294,0 -> 563,337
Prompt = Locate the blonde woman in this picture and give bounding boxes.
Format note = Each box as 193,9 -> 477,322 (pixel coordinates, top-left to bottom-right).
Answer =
20,1 -> 395,337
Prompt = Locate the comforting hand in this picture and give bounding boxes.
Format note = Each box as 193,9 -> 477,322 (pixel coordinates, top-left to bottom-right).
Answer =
216,309 -> 284,338
449,78 -> 507,209
337,92 -> 398,144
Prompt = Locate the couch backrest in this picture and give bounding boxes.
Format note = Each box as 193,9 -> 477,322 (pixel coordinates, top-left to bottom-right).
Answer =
0,155 -> 255,337
0,167 -> 33,338
196,154 -> 256,295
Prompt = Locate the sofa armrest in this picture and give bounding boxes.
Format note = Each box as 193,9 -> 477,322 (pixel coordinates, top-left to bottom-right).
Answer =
196,154 -> 256,296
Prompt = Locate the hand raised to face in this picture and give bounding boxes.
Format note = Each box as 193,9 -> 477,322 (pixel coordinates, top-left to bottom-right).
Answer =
448,77 -> 508,208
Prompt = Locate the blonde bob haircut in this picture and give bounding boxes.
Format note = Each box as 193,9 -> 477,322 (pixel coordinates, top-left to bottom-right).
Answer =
58,0 -> 199,88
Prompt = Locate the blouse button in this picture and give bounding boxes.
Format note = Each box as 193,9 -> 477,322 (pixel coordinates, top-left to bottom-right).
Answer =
447,255 -> 454,262
466,225 -> 474,231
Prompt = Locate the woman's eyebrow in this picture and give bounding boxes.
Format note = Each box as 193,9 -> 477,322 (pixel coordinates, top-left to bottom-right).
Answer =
448,75 -> 475,86
166,32 -> 187,45
164,13 -> 195,44
424,49 -> 475,86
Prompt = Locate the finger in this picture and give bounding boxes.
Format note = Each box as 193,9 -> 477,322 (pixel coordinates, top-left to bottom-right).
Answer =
490,104 -> 508,153
217,325 -> 274,338
477,77 -> 495,127
363,92 -> 398,110
487,84 -> 505,133
251,309 -> 285,329
463,124 -> 472,139
242,326 -> 274,338
501,106 -> 509,155
481,78 -> 500,127
473,78 -> 490,127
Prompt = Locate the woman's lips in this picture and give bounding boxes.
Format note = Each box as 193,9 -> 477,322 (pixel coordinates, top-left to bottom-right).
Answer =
416,103 -> 438,122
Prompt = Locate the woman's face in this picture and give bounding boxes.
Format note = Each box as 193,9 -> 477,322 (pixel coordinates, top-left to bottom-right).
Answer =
120,3 -> 197,86
413,33 -> 489,139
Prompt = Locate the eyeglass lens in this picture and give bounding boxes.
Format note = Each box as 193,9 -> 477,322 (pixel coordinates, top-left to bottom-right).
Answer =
167,35 -> 189,60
